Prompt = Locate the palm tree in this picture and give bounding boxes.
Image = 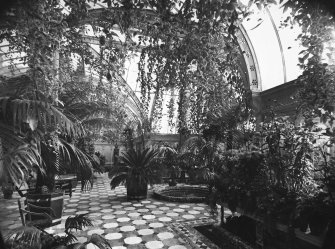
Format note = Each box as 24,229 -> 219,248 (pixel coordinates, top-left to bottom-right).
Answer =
109,147 -> 159,200
0,75 -> 95,193
157,145 -> 179,186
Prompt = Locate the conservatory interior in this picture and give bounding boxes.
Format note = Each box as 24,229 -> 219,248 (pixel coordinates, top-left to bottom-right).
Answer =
1,0 -> 335,249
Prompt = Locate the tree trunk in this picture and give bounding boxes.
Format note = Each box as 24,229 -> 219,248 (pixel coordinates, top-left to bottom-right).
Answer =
0,137 -> 4,182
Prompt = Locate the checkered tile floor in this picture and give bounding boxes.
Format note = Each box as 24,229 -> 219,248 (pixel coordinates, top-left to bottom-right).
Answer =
0,173 -> 220,249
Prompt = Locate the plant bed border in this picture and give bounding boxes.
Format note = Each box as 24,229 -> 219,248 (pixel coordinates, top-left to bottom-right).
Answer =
220,203 -> 325,248
169,217 -> 254,249
153,185 -> 209,203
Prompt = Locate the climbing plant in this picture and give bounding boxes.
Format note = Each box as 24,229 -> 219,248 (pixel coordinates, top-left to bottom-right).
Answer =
3,0 -> 334,136
135,0 -> 255,134
276,0 -> 335,123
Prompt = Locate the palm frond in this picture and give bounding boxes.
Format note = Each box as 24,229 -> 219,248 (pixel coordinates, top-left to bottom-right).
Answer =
58,139 -> 94,185
79,234 -> 112,249
181,136 -> 206,153
0,124 -> 43,187
120,148 -> 158,170
65,214 -> 93,233
4,143 -> 43,187
158,145 -> 178,157
108,164 -> 129,177
110,172 -> 127,189
0,97 -> 84,136
0,74 -> 84,137
111,148 -> 159,187
141,148 -> 159,169
4,226 -> 43,248
65,101 -> 110,119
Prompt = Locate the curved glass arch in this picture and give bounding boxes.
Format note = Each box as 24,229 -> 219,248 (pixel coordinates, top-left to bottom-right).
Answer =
242,4 -> 302,91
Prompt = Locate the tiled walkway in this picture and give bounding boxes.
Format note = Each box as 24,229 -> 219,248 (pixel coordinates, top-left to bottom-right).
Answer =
0,173 -> 220,249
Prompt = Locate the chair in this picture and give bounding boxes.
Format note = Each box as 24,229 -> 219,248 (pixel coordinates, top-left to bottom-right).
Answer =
18,197 -> 54,229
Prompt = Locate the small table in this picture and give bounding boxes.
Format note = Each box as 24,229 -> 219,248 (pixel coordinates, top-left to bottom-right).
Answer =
55,175 -> 77,197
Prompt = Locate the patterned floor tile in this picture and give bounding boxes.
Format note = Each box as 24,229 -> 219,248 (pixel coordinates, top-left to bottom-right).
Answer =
0,173 -> 221,249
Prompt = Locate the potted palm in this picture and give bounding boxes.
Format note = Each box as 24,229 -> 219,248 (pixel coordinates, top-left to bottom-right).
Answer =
109,147 -> 159,200
1,181 -> 14,199
0,75 -> 96,224
157,145 -> 179,186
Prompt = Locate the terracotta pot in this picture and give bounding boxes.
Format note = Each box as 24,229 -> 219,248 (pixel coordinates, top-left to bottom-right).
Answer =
309,211 -> 329,236
3,189 -> 13,199
126,174 -> 147,200
26,191 -> 64,226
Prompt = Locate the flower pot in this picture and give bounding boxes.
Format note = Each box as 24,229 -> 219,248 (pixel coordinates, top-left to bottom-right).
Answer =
295,206 -> 312,232
2,182 -> 14,199
26,191 -> 64,226
308,211 -> 329,236
168,179 -> 177,186
126,175 -> 147,200
3,189 -> 13,199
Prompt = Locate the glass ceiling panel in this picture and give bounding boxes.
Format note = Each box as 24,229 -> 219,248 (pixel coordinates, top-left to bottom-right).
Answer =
243,8 -> 284,91
242,3 -> 302,91
124,55 -> 140,98
268,5 -> 303,84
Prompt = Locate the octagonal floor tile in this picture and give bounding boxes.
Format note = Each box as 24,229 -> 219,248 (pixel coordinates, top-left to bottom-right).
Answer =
158,217 -> 172,222
103,223 -> 118,229
117,217 -> 130,222
105,233 -> 122,240
132,219 -> 147,225
157,232 -> 174,240
143,215 -> 155,220
138,228 -> 154,236
120,225 -> 136,232
149,222 -> 164,228
168,246 -> 187,249
145,241 -> 164,249
124,236 -> 142,245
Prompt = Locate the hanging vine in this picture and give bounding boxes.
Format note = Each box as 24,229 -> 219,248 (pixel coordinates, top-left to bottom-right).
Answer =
151,88 -> 164,133
167,87 -> 176,132
134,0 -> 255,134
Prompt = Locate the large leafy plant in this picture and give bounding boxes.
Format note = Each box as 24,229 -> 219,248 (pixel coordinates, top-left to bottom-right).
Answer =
0,75 -> 96,192
109,147 -> 159,189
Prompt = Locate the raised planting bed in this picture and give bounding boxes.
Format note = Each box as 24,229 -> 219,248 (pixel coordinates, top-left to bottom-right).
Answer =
195,224 -> 255,249
170,218 -> 254,249
153,185 -> 209,203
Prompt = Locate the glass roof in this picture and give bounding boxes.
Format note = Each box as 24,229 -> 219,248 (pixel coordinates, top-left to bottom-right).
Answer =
119,2 -> 305,99
241,3 -> 303,91
1,0 -> 331,133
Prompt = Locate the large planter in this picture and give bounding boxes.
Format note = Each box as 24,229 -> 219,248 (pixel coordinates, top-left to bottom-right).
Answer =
2,189 -> 13,199
2,182 -> 14,199
26,191 -> 64,225
309,211 -> 329,236
126,174 -> 147,200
